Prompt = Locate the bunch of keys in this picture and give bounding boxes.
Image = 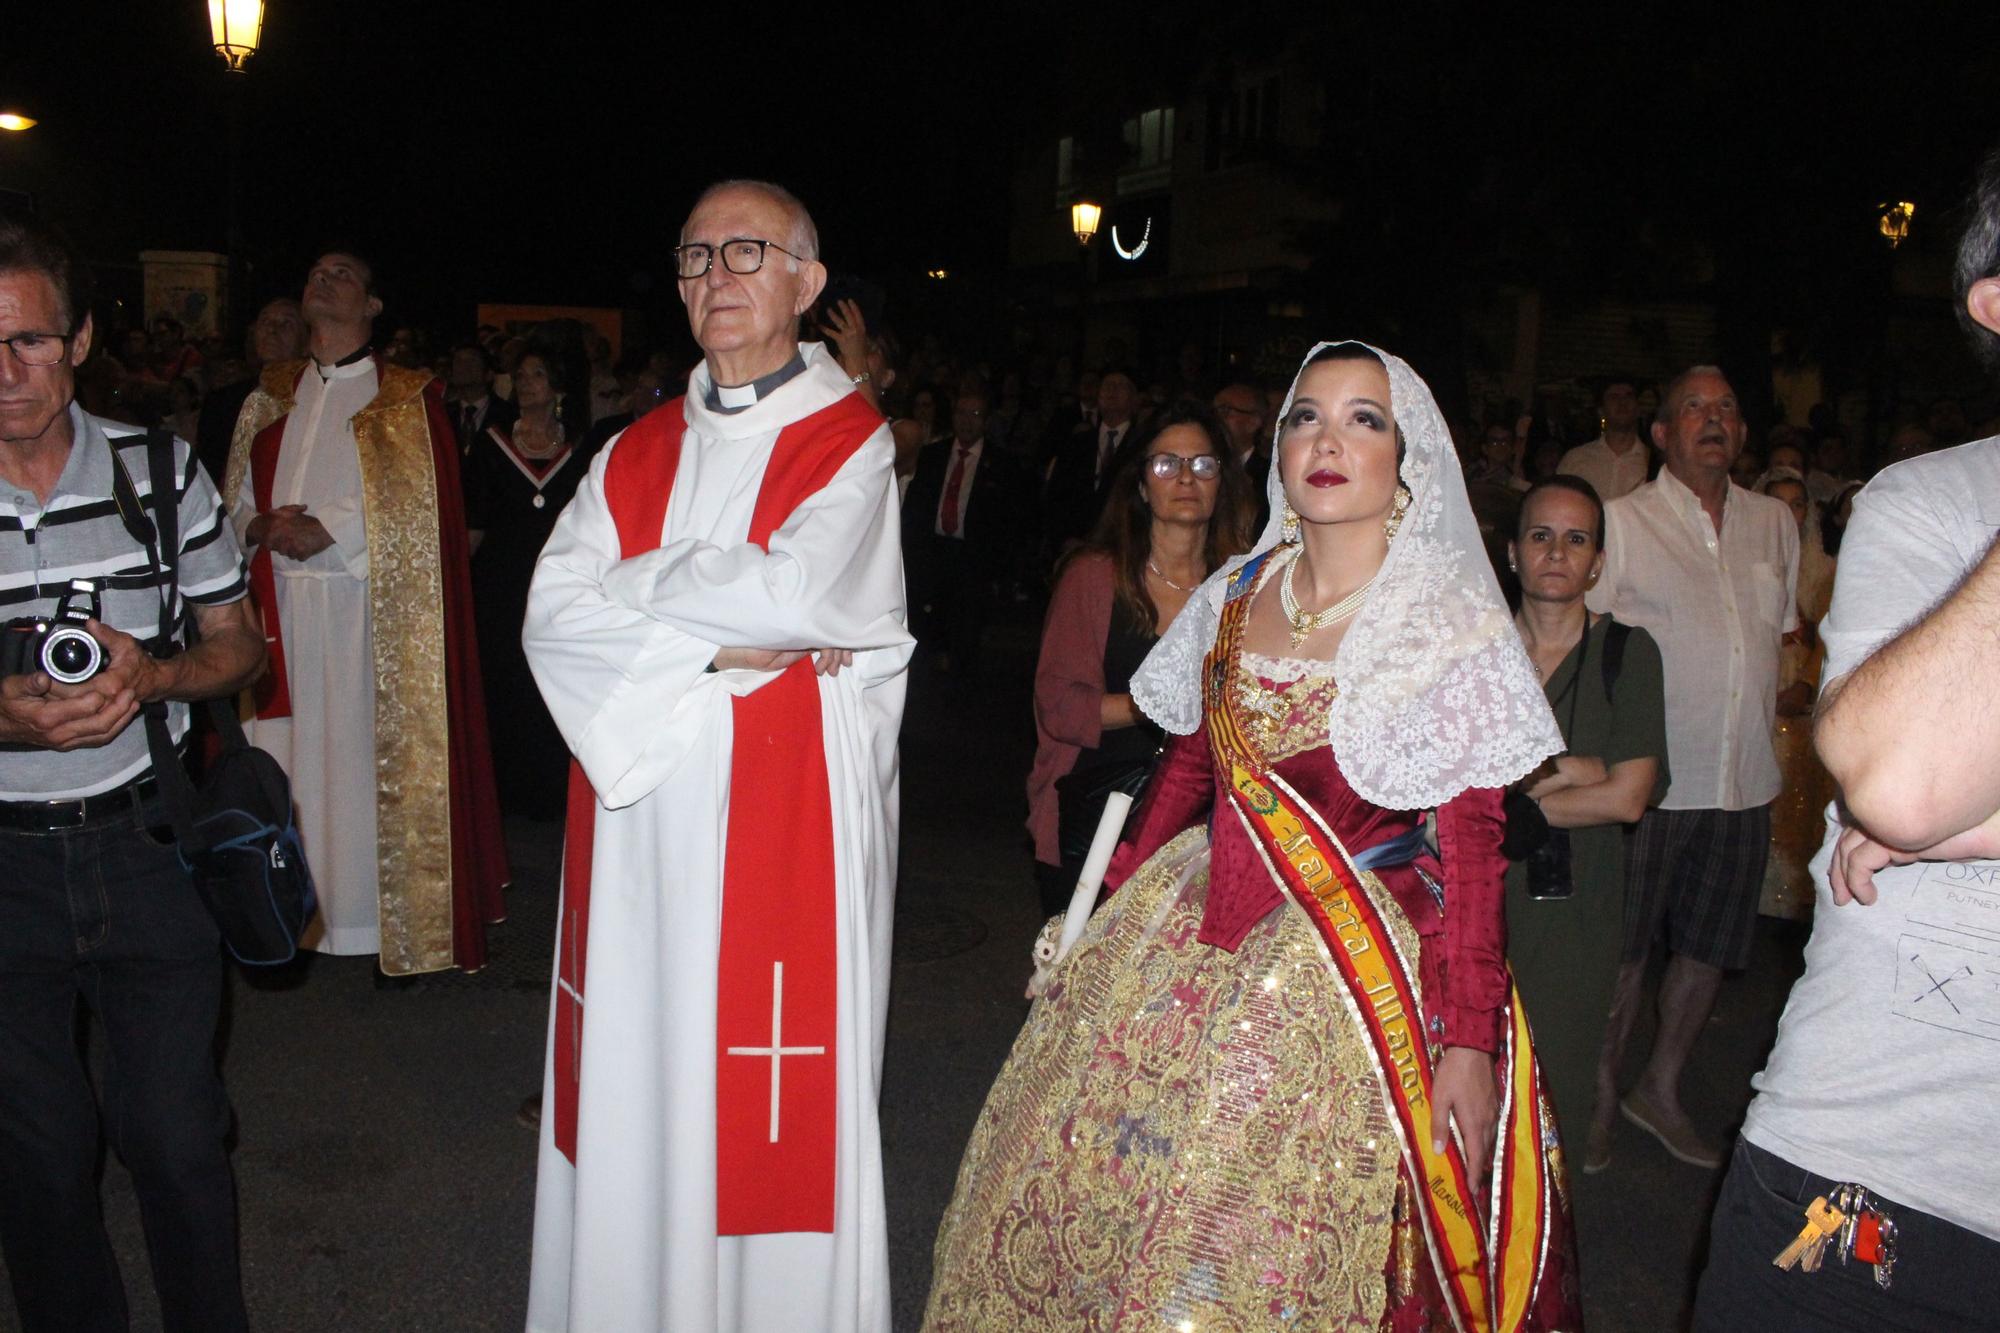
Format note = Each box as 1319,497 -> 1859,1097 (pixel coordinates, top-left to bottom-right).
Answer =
1772,1188 -> 1900,1289
1831,1183 -> 1899,1290
1773,1195 -> 1845,1273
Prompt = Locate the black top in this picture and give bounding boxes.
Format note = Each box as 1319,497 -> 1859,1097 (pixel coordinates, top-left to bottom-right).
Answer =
1075,601 -> 1163,770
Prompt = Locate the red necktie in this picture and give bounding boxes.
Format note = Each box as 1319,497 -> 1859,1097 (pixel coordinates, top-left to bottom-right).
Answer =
939,443 -> 970,537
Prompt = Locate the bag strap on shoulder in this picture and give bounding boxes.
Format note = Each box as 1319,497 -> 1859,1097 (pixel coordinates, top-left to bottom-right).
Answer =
117,431 -> 246,849
1600,618 -> 1633,702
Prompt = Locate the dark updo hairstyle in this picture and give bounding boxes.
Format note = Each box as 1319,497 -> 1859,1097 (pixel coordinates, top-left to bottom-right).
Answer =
520,319 -> 594,444
1516,474 -> 1607,547
1078,401 -> 1254,634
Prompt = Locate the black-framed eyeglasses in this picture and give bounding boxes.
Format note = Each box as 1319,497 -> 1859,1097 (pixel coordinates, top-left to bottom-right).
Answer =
0,331 -> 72,367
671,238 -> 805,279
1146,453 -> 1223,480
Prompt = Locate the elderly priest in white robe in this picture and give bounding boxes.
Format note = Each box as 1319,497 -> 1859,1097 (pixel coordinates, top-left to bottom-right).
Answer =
522,180 -> 912,1333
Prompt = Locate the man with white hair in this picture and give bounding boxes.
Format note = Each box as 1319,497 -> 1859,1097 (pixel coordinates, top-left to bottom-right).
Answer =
1586,364 -> 1799,1173
522,180 -> 912,1332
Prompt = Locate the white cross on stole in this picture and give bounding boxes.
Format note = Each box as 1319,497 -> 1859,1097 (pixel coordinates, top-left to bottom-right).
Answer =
724,961 -> 828,1143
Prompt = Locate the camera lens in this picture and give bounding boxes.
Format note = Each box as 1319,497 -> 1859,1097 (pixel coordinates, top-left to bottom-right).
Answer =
42,628 -> 103,684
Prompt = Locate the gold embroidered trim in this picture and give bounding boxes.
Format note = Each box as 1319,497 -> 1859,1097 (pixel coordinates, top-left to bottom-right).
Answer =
222,361 -> 456,974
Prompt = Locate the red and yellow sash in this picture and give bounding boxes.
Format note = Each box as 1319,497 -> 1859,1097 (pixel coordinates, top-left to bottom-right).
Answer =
1205,553 -> 1554,1333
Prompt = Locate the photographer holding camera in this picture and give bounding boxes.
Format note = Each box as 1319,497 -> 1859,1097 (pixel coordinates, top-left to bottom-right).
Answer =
0,209 -> 263,1330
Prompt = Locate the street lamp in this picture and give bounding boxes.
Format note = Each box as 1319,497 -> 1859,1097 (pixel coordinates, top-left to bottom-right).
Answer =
1071,201 -> 1102,246
208,0 -> 265,73
0,112 -> 37,133
1878,200 -> 1916,249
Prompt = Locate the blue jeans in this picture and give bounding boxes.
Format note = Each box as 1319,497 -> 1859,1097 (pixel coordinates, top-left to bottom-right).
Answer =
1695,1137 -> 2000,1331
0,793 -> 247,1333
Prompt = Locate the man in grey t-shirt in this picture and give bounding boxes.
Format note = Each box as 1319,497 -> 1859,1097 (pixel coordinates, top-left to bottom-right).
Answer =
1695,148 -> 2000,1327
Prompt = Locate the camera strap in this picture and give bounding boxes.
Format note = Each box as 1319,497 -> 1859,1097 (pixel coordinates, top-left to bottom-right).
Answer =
111,432 -> 247,849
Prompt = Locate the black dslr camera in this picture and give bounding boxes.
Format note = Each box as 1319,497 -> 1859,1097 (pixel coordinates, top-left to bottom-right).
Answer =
1,579 -> 107,684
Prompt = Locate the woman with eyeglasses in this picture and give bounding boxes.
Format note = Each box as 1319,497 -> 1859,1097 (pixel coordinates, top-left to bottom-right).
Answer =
1024,403 -> 1253,918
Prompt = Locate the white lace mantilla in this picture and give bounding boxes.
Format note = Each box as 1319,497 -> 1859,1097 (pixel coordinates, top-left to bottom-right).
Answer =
1131,340 -> 1562,810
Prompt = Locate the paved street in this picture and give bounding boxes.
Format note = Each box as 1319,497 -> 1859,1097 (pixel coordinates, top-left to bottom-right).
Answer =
1,609 -> 1809,1331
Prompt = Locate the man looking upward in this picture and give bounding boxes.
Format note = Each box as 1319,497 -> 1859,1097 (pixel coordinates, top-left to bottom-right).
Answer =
523,181 -> 911,1333
224,250 -> 507,975
1587,366 -> 1798,1171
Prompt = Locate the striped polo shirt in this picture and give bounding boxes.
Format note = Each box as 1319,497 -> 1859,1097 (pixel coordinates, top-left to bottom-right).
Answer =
0,402 -> 250,799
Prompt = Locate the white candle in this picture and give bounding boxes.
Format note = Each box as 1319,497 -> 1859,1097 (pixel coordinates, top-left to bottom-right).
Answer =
1054,790 -> 1135,962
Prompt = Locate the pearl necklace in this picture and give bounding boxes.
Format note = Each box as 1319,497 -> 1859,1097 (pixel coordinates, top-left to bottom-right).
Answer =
1146,559 -> 1197,592
1280,550 -> 1376,647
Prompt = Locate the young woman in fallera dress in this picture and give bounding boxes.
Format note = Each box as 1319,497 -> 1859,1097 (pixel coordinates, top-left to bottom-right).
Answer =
924,343 -> 1583,1331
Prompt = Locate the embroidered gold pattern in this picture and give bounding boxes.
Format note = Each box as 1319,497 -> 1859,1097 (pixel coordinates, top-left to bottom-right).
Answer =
222,362 -> 457,975
924,820 -> 1427,1330
1233,659 -> 1341,766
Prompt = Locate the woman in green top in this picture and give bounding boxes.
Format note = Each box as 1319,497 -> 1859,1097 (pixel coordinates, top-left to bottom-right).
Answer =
1506,476 -> 1669,1175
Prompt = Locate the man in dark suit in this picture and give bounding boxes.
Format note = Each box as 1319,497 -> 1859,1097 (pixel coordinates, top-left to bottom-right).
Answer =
1213,379 -> 1271,531
1042,369 -> 1138,561
903,382 -> 1032,675
444,341 -> 515,457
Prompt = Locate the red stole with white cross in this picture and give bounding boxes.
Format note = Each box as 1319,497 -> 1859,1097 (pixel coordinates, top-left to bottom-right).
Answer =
553,390 -> 881,1236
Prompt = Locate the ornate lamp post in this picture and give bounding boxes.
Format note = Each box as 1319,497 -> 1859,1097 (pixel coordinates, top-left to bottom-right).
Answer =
1878,200 -> 1916,250
208,2 -> 266,332
1071,201 -> 1103,246
208,0 -> 265,72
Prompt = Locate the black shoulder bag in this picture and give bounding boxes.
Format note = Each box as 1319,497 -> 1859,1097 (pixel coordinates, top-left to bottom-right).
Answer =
115,433 -> 318,965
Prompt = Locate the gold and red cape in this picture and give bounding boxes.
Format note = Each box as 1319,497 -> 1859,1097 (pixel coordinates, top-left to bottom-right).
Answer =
224,357 -> 509,974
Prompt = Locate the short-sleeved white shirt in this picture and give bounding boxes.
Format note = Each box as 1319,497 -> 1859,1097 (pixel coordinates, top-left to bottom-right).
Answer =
1743,435 -> 2000,1241
1587,467 -> 1799,810
1556,435 -> 1651,502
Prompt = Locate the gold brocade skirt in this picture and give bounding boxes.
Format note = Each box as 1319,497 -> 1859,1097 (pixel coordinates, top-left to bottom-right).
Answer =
923,828 -> 1427,1331
1760,716 -> 1833,921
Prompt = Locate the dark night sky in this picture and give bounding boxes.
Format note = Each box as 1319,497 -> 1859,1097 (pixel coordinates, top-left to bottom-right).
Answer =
6,2 -> 1999,351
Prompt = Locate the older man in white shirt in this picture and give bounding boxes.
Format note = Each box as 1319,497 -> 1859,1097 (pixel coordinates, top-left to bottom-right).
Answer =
1585,364 -> 1798,1172
1557,377 -> 1651,501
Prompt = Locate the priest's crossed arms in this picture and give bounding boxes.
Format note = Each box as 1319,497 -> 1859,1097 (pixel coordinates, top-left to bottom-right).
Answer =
711,646 -> 853,676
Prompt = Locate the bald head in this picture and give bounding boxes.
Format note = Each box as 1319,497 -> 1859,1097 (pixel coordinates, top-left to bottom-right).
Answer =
682,179 -> 819,262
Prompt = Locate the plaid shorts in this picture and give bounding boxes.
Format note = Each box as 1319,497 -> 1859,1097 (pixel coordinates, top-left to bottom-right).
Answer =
1622,804 -> 1773,970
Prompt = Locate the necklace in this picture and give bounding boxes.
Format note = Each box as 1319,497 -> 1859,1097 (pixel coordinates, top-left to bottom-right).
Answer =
1280,550 -> 1376,647
1146,559 -> 1197,592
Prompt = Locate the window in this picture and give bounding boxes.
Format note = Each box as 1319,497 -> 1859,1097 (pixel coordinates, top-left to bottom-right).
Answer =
1122,107 -> 1175,170
1205,73 -> 1282,171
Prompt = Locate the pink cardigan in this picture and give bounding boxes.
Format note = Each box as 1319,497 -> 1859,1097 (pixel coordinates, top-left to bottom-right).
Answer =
1025,553 -> 1120,866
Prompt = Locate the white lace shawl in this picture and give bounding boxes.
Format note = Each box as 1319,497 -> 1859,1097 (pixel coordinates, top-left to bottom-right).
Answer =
1129,340 -> 1562,810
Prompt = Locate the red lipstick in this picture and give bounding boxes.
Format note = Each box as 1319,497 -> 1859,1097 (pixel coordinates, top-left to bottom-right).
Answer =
1306,469 -> 1347,487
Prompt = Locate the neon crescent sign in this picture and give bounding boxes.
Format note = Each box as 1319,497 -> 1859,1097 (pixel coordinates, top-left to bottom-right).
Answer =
1111,217 -> 1152,260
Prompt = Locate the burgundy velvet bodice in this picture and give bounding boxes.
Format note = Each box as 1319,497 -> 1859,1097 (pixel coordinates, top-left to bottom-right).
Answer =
1105,723 -> 1511,1054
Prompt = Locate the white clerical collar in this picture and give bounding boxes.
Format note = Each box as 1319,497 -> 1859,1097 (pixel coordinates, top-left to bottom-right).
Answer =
705,353 -> 807,414
313,347 -> 375,382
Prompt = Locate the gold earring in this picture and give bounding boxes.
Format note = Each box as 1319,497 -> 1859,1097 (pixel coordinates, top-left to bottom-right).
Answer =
1281,501 -> 1300,544
1383,485 -> 1412,541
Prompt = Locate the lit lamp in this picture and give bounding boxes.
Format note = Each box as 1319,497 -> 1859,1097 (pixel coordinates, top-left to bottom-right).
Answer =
0,111 -> 37,133
1071,201 -> 1102,246
209,0 -> 265,72
1878,200 -> 1916,249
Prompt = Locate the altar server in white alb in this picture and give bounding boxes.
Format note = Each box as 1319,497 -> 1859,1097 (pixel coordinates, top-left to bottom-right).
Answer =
522,180 -> 912,1333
